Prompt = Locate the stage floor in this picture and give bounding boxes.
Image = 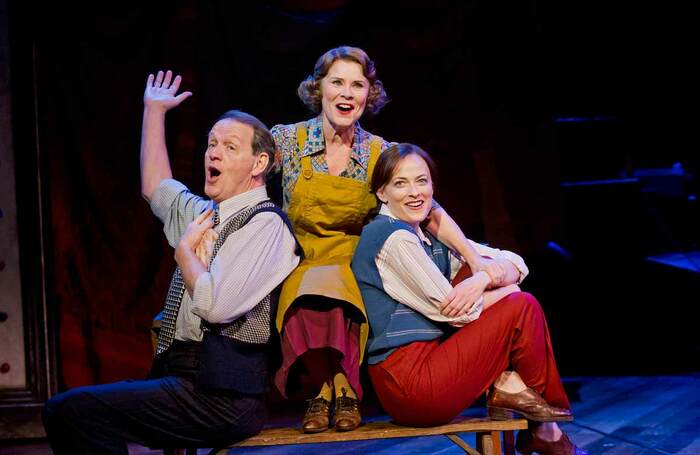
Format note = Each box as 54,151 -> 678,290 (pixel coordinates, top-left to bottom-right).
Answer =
2,374 -> 699,454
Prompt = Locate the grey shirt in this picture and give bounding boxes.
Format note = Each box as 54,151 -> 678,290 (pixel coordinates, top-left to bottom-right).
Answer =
150,179 -> 300,342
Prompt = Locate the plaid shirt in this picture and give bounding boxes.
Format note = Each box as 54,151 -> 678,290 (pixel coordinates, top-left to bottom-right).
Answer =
271,116 -> 391,210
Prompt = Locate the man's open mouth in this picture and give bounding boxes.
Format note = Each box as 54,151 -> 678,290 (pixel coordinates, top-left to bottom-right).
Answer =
208,167 -> 221,179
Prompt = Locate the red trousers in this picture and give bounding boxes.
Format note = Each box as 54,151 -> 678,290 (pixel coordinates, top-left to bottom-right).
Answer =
367,292 -> 570,427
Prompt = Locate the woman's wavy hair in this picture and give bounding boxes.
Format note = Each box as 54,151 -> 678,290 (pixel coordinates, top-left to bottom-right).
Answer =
297,46 -> 389,115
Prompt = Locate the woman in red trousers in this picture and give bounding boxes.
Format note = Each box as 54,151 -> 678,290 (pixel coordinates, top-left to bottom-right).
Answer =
351,143 -> 587,455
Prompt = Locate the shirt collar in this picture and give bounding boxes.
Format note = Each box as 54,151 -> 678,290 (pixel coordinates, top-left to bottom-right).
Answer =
378,204 -> 431,245
216,185 -> 269,225
300,116 -> 371,169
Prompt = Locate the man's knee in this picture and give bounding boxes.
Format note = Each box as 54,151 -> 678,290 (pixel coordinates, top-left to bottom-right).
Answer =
42,393 -> 61,429
44,388 -> 87,424
42,388 -> 94,444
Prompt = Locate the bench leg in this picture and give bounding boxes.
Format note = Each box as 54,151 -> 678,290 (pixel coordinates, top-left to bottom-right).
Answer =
476,431 -> 502,455
446,434 -> 480,455
503,430 -> 516,455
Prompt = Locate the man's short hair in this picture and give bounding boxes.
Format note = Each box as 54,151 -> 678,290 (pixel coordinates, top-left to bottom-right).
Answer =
216,110 -> 276,180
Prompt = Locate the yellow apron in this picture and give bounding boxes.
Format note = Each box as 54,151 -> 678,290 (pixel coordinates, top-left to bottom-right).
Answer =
277,123 -> 381,363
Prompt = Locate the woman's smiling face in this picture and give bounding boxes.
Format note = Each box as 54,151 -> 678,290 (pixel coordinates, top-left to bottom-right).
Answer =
377,153 -> 434,229
319,59 -> 369,131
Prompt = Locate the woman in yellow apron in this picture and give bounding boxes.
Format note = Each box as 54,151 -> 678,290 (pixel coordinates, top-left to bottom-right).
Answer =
270,47 -> 389,433
271,46 -> 496,433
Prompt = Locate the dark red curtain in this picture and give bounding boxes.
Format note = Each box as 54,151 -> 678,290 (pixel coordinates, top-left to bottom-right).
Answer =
12,1 -> 692,386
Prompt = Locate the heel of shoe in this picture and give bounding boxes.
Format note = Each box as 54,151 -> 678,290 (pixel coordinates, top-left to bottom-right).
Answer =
488,406 -> 515,420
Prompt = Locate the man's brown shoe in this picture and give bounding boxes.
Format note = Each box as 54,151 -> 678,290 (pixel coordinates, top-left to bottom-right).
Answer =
333,388 -> 361,431
516,429 -> 588,455
302,397 -> 331,433
487,387 -> 573,422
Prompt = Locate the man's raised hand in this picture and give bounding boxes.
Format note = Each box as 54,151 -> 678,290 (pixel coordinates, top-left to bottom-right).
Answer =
143,70 -> 192,112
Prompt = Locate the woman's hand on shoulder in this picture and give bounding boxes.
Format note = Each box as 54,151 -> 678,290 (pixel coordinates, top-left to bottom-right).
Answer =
440,271 -> 491,317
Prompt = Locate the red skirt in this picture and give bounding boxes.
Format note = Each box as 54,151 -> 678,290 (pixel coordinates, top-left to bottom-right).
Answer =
275,301 -> 363,399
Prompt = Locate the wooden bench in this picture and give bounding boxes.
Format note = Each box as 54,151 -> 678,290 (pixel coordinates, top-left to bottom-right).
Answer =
196,416 -> 526,454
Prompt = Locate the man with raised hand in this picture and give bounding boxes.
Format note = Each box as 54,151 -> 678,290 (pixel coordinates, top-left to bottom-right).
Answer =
43,70 -> 300,454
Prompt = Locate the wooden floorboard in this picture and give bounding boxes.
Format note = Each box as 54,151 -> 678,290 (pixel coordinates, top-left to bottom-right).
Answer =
1,375 -> 699,454
625,391 -> 700,453
566,374 -> 700,454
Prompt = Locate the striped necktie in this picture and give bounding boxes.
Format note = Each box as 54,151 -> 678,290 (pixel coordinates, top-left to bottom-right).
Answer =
155,206 -> 219,356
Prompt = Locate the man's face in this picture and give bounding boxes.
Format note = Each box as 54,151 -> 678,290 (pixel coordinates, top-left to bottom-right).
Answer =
204,119 -> 258,203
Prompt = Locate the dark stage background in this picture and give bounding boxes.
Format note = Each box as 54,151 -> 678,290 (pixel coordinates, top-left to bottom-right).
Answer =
7,1 -> 698,390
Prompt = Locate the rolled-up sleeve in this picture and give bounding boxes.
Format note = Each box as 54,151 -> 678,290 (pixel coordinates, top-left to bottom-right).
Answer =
447,241 -> 528,285
467,240 -> 529,284
190,211 -> 300,324
450,240 -> 530,284
149,179 -> 210,248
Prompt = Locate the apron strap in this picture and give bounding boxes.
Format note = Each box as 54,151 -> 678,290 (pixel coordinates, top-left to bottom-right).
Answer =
366,136 -> 382,188
295,122 -> 313,180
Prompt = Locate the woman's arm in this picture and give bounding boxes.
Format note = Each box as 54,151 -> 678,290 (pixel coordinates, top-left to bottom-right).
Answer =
441,239 -> 528,316
482,284 -> 521,309
377,230 -> 486,326
424,206 -> 508,284
424,206 -> 482,269
424,206 -> 511,316
465,241 -> 529,286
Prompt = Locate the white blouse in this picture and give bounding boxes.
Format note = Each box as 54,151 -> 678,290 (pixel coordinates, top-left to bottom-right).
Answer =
375,205 -> 528,327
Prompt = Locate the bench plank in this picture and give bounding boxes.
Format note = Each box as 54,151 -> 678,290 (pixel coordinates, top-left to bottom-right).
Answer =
230,417 -> 527,447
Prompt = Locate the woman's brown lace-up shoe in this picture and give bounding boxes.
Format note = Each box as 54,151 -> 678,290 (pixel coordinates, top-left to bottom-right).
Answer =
487,387 -> 573,422
516,429 -> 589,455
302,397 -> 331,433
333,388 -> 361,431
